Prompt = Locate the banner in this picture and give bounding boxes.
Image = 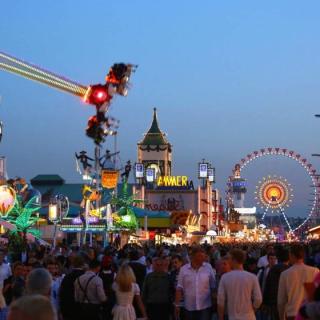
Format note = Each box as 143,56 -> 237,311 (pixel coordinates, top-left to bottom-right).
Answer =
101,170 -> 119,189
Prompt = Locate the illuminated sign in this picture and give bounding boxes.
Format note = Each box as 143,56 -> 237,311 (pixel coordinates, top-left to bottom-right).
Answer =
208,168 -> 215,183
135,163 -> 144,179
157,176 -> 188,187
199,163 -> 208,178
146,168 -> 155,182
101,170 -> 119,189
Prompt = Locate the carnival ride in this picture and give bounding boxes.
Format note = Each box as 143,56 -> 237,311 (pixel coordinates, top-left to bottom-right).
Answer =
0,51 -> 137,245
0,51 -> 137,144
227,148 -> 320,233
255,175 -> 294,231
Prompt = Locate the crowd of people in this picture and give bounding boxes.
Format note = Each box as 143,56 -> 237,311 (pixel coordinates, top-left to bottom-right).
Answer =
0,240 -> 319,320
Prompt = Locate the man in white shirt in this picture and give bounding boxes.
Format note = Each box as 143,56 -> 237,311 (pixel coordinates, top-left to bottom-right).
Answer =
175,246 -> 215,320
217,249 -> 262,320
278,244 -> 319,320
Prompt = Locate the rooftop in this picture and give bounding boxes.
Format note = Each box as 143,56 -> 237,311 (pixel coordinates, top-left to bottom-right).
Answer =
139,108 -> 170,146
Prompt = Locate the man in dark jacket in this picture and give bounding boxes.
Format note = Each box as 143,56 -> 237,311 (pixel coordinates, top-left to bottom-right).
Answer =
143,257 -> 173,320
59,255 -> 85,320
128,249 -> 146,290
263,248 -> 290,320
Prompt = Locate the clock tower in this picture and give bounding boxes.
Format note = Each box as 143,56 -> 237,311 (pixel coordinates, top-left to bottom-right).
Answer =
137,108 -> 172,177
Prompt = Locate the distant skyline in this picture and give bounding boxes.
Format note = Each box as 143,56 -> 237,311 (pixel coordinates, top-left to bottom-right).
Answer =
1,1 -> 320,219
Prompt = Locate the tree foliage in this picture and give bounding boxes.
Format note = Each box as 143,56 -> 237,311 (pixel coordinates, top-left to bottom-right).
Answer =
6,196 -> 41,240
110,182 -> 143,230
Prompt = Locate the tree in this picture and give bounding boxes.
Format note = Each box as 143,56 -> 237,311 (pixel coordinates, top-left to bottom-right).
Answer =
6,196 -> 41,251
110,181 -> 143,230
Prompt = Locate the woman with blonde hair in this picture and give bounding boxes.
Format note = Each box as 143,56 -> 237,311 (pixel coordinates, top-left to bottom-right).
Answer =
112,264 -> 147,320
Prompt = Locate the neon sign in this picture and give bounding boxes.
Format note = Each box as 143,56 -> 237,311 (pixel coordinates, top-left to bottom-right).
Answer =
157,176 -> 188,187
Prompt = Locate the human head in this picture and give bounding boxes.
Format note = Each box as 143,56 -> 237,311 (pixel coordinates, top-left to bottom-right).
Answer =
190,246 -> 206,267
171,255 -> 183,271
129,250 -> 139,261
89,259 -> 101,273
26,268 -> 52,297
13,262 -> 24,278
277,248 -> 289,264
115,264 -> 136,292
71,255 -> 85,269
267,252 -> 277,268
102,256 -> 112,270
23,264 -> 33,280
163,256 -> 171,272
220,256 -> 232,274
87,248 -> 96,261
46,261 -> 59,278
289,244 -> 305,264
230,249 -> 246,269
266,245 -> 274,255
8,295 -> 56,320
152,257 -> 164,273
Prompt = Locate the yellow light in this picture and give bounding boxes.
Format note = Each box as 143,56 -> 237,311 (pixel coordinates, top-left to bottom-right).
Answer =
48,204 -> 58,222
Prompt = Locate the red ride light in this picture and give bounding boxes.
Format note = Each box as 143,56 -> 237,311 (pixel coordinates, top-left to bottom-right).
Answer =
93,89 -> 107,101
85,84 -> 110,106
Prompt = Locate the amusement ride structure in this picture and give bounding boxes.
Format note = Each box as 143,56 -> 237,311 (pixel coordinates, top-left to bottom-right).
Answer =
255,175 -> 294,231
227,147 -> 320,234
0,51 -> 137,245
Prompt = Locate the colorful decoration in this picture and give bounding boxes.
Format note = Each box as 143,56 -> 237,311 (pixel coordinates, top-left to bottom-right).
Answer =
5,195 -> 41,242
255,176 -> 293,213
101,170 -> 119,189
82,185 -> 101,201
0,185 -> 16,216
110,181 -> 143,230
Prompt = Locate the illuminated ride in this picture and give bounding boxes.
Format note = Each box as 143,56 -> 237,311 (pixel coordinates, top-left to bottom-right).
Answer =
0,51 -> 137,244
0,51 -> 137,145
227,148 -> 319,233
255,175 -> 294,231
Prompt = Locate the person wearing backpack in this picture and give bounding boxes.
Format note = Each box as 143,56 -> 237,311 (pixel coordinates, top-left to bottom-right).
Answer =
74,259 -> 107,320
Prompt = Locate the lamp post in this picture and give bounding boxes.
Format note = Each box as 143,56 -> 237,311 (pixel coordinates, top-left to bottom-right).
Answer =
48,202 -> 59,249
48,194 -> 69,249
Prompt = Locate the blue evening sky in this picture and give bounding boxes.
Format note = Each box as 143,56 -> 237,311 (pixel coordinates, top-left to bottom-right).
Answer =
1,1 -> 320,217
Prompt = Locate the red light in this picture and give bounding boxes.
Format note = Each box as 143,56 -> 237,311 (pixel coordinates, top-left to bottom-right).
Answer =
86,84 -> 110,105
93,89 -> 107,102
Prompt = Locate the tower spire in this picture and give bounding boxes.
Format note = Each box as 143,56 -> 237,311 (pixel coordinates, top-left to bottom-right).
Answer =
139,108 -> 169,145
148,107 -> 161,134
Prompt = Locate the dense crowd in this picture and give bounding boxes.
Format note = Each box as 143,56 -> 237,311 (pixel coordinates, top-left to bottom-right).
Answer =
0,240 -> 320,320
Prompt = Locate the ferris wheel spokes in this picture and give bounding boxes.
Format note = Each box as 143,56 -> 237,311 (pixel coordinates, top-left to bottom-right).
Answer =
276,199 -> 293,233
261,200 -> 271,220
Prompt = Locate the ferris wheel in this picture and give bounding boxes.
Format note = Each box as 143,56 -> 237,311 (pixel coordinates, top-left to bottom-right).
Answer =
227,147 -> 320,232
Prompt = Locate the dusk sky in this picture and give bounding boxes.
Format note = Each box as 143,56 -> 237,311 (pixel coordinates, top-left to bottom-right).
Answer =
1,1 -> 320,217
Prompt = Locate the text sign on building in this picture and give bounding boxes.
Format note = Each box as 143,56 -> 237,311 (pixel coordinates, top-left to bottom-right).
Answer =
157,176 -> 188,187
135,163 -> 144,179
